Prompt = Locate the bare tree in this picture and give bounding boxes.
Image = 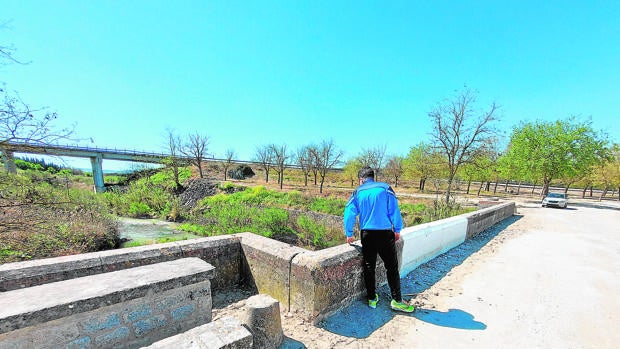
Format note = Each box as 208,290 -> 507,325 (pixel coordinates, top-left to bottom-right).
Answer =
269,143 -> 289,190
429,86 -> 499,203
1,90 -> 75,173
309,144 -> 320,185
222,148 -> 236,181
162,128 -> 184,188
384,155 -> 404,187
359,145 -> 387,180
254,144 -> 273,183
309,139 -> 343,194
296,145 -> 313,186
182,132 -> 210,178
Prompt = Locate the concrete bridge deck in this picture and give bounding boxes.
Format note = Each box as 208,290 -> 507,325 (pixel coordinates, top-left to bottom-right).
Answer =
276,200 -> 620,348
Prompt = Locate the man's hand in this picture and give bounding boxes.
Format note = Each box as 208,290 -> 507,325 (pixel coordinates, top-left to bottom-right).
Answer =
394,232 -> 400,242
346,236 -> 355,244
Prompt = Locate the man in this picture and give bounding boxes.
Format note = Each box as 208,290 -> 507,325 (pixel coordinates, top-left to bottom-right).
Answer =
344,166 -> 414,313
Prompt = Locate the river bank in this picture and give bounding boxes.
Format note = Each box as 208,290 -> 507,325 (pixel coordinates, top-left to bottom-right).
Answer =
117,217 -> 200,247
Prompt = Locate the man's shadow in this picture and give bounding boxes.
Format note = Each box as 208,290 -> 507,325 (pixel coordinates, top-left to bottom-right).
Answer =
317,215 -> 521,338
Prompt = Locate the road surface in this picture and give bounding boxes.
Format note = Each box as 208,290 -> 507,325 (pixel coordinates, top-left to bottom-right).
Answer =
277,200 -> 620,348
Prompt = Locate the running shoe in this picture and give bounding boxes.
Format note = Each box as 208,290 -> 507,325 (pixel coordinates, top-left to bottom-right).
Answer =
390,299 -> 415,313
368,294 -> 379,309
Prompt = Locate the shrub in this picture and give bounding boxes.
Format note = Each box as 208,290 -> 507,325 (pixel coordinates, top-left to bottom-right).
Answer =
128,202 -> 152,218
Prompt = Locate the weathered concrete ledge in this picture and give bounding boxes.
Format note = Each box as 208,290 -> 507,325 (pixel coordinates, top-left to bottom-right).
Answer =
0,235 -> 239,292
0,258 -> 215,348
237,232 -> 306,311
465,201 -> 516,239
143,316 -> 253,349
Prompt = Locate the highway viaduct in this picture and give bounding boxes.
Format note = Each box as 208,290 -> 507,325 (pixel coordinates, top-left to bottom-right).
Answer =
0,142 -> 185,192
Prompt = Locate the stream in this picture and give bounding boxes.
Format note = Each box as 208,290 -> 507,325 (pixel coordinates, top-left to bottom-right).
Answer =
117,217 -> 200,247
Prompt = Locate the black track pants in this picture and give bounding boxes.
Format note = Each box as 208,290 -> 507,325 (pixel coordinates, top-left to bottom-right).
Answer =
360,229 -> 402,302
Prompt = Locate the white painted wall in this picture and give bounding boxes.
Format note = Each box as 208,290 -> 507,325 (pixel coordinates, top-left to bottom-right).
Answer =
399,216 -> 467,277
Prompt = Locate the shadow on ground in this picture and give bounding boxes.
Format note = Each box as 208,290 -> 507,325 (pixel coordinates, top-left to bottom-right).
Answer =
318,215 -> 521,338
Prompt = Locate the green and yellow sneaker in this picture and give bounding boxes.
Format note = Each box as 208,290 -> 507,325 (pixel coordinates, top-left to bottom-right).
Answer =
368,294 -> 379,309
390,299 -> 415,313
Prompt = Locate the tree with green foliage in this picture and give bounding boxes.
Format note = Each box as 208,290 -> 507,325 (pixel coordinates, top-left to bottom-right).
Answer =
402,142 -> 442,191
342,156 -> 362,187
428,87 -> 500,203
593,143 -> 620,200
502,117 -> 610,197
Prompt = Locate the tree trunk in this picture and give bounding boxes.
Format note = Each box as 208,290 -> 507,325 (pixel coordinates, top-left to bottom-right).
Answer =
589,186 -> 593,197
466,180 -> 471,194
531,183 -> 536,195
477,181 -> 484,196
564,184 -> 571,194
582,185 -> 588,199
485,181 -> 490,191
493,180 -> 499,194
517,180 -> 522,195
445,176 -> 454,204
504,180 -> 509,192
197,163 -> 204,178
599,186 -> 608,201
617,187 -> 620,201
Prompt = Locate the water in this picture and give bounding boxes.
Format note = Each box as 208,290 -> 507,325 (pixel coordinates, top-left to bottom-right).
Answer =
117,217 -> 200,247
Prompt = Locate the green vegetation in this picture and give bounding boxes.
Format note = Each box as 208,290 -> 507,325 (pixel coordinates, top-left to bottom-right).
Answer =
182,186 -> 345,248
1,157 -> 480,262
102,167 -> 190,219
0,170 -> 119,263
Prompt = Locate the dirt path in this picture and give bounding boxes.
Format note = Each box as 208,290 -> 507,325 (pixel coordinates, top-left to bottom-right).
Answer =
215,200 -> 620,348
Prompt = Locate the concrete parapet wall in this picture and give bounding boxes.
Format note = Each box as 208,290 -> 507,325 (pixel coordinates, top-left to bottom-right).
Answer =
0,258 -> 214,348
0,235 -> 240,292
400,216 -> 468,277
464,201 -> 516,239
237,233 -> 306,311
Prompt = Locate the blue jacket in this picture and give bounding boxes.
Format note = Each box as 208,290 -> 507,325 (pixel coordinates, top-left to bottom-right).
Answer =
343,179 -> 403,238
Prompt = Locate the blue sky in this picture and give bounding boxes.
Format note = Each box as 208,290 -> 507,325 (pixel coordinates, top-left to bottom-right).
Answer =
2,1 -> 619,170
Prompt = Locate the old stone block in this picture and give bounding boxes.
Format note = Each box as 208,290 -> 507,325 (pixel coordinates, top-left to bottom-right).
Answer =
240,294 -> 283,349
143,316 -> 252,349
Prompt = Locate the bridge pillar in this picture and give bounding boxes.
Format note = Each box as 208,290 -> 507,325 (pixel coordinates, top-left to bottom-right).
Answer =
0,148 -> 17,174
90,154 -> 106,193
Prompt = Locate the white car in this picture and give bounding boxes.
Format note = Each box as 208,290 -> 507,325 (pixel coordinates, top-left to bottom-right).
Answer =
542,193 -> 568,208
